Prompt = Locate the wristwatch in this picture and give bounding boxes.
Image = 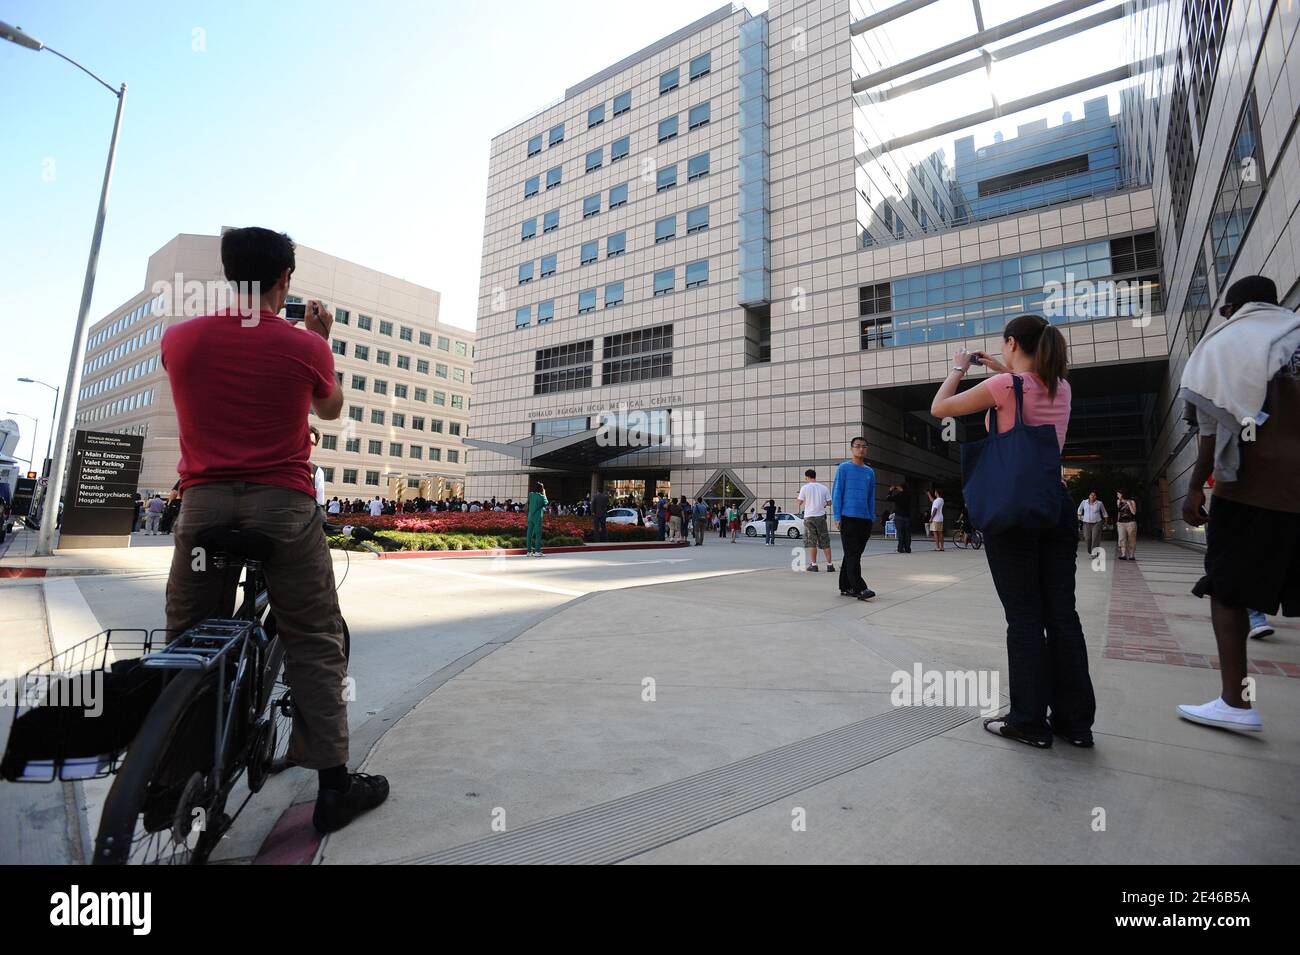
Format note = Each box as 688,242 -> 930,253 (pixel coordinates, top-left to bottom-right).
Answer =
952,365 -> 966,374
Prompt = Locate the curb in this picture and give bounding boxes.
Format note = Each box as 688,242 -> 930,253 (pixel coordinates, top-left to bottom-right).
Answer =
375,541 -> 690,559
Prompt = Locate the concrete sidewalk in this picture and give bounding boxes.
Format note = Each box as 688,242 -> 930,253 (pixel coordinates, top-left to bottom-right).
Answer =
321,541 -> 1300,864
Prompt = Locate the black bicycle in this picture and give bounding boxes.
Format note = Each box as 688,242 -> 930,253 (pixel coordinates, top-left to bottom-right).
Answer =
1,520 -> 399,865
950,517 -> 984,550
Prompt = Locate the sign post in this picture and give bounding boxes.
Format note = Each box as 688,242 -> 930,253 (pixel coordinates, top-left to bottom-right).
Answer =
58,430 -> 144,548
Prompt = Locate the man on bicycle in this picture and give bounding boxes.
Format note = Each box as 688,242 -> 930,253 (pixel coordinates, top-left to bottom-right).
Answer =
161,227 -> 388,833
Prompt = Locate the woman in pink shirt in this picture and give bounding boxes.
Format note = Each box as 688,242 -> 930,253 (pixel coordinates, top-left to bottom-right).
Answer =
930,314 -> 1096,750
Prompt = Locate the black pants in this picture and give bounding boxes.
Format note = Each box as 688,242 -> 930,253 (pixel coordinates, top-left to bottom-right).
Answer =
895,516 -> 912,553
838,516 -> 873,594
983,487 -> 1096,737
593,515 -> 607,542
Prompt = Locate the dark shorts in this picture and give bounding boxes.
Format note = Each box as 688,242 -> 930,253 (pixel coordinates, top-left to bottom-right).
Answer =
1192,495 -> 1300,616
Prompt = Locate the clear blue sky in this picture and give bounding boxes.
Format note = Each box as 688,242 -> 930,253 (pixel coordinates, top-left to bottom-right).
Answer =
0,0 -> 750,469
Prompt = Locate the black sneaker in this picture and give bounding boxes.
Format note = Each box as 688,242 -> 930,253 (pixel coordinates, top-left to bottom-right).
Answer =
313,773 -> 390,834
826,564 -> 835,572
856,589 -> 876,601
1050,721 -> 1095,747
983,716 -> 1052,748
806,565 -> 820,572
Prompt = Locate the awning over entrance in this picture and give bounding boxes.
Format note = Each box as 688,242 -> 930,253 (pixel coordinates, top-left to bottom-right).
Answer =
525,423 -> 669,470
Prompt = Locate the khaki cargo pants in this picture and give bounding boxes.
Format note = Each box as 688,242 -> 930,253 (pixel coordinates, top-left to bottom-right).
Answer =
165,482 -> 349,769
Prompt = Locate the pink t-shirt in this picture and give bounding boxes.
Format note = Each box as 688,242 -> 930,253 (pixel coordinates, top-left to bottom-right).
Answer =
982,373 -> 1071,451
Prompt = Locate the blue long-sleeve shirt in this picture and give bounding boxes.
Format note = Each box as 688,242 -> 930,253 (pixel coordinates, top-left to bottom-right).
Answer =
832,460 -> 876,522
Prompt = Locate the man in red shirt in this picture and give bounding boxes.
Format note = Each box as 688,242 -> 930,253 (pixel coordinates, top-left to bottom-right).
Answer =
161,227 -> 388,833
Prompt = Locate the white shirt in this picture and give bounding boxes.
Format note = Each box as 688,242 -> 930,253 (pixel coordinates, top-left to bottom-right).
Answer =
327,499 -> 341,515
368,499 -> 383,517
1077,499 -> 1107,523
797,482 -> 831,518
313,466 -> 326,506
930,497 -> 945,521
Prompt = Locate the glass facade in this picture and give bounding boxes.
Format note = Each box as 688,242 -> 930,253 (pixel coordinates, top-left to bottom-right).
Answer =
737,14 -> 770,306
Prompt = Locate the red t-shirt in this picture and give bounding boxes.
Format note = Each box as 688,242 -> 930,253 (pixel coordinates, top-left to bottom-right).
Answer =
161,310 -> 335,498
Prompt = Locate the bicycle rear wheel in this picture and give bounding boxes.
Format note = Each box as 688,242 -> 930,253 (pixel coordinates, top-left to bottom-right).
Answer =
93,668 -> 222,865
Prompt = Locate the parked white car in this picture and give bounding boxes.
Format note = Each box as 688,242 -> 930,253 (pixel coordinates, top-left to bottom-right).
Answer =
606,507 -> 641,526
743,512 -> 805,539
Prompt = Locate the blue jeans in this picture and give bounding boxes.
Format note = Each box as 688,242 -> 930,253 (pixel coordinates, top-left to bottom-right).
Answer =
982,486 -> 1096,737
765,520 -> 777,544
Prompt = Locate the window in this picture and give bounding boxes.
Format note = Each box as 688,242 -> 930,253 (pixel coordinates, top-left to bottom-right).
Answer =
336,309 -> 350,325
609,183 -> 628,208
578,289 -> 597,314
656,166 -> 676,192
321,467 -> 335,482
417,358 -> 429,374
687,152 -> 710,181
660,67 -> 679,95
548,123 -> 564,147
436,363 -> 448,377
414,387 -> 427,402
540,253 -> 557,277
437,336 -> 449,350
365,471 -> 380,486
430,419 -> 443,433
516,306 -> 531,329
534,340 -> 594,395
397,355 -> 410,370
374,380 -> 388,395
371,409 -> 385,424
354,344 -> 369,360
654,269 -> 675,296
410,445 -> 422,459
357,314 -> 372,331
524,175 -> 540,198
686,205 -> 709,234
380,321 -> 393,336
351,375 -> 367,391
412,416 -> 425,431
451,395 -> 463,409
419,331 -> 431,346
519,261 -> 534,285
429,448 -> 442,461
400,326 -> 413,342
434,391 -> 446,405
455,342 -> 467,356
343,469 -> 358,484
685,259 -> 709,289
545,166 -> 562,190
522,217 -> 537,240
581,240 -> 598,265
688,102 -> 710,130
613,90 -> 631,115
583,194 -> 600,218
658,116 -> 678,142
393,413 -> 405,427
332,339 -> 346,355
538,299 -> 554,324
586,148 -> 603,173
605,282 -> 624,307
448,450 -> 459,463
345,438 -> 360,453
376,350 -> 390,365
607,231 -> 626,256
449,422 -> 462,436
348,405 -> 363,422
321,434 -> 338,450
602,324 -> 673,384
367,439 -> 382,454
689,52 -> 711,80
543,209 -> 559,233
588,104 -> 605,128
655,216 -> 676,243
453,367 -> 465,382
389,443 -> 403,457
611,136 -> 629,162
527,134 -> 542,157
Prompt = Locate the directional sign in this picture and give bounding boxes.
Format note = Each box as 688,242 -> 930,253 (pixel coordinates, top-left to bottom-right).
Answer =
60,430 -> 145,537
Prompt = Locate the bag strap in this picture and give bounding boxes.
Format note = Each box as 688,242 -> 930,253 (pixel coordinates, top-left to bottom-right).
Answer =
986,374 -> 1027,434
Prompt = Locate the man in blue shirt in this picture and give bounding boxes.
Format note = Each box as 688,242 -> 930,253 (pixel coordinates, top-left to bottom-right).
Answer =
832,436 -> 877,600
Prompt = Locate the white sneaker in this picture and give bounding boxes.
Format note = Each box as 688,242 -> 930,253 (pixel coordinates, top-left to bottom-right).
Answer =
1248,624 -> 1275,640
1176,697 -> 1263,733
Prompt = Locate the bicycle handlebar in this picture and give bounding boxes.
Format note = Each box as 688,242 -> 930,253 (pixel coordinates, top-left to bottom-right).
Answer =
322,522 -> 403,553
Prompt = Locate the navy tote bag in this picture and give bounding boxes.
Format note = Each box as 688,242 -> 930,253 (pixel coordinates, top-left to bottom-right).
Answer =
959,375 -> 1062,535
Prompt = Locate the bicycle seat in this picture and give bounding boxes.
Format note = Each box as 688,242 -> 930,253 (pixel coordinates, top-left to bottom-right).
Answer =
194,527 -> 277,563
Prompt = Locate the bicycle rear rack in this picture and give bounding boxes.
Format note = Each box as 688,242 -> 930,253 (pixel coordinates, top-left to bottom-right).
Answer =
141,620 -> 256,671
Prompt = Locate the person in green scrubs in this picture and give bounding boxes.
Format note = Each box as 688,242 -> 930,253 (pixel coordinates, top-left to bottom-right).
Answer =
526,482 -> 548,556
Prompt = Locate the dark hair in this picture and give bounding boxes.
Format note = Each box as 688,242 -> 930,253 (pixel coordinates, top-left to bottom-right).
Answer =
850,436 -> 867,448
1003,314 -> 1067,400
309,425 -> 320,444
805,468 -> 816,478
221,227 -> 295,291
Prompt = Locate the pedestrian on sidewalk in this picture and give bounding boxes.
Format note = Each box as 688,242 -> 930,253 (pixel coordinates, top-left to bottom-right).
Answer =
931,314 -> 1095,749
692,498 -> 709,545
797,469 -> 834,572
159,480 -> 182,535
927,489 -> 945,550
831,437 -> 877,600
591,486 -> 609,542
1077,491 -> 1107,556
729,504 -> 741,542
1179,275 -> 1300,734
144,493 -> 165,534
1115,490 -> 1137,560
763,498 -> 778,546
526,482 -> 548,556
668,498 -> 683,542
886,483 -> 912,554
368,496 -> 383,517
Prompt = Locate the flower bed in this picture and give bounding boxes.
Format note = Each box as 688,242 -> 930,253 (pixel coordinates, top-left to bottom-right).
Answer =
325,512 -> 658,547
328,529 -> 584,552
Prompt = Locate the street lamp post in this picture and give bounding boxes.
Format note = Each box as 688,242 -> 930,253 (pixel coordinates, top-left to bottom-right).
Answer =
2,22 -> 127,555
